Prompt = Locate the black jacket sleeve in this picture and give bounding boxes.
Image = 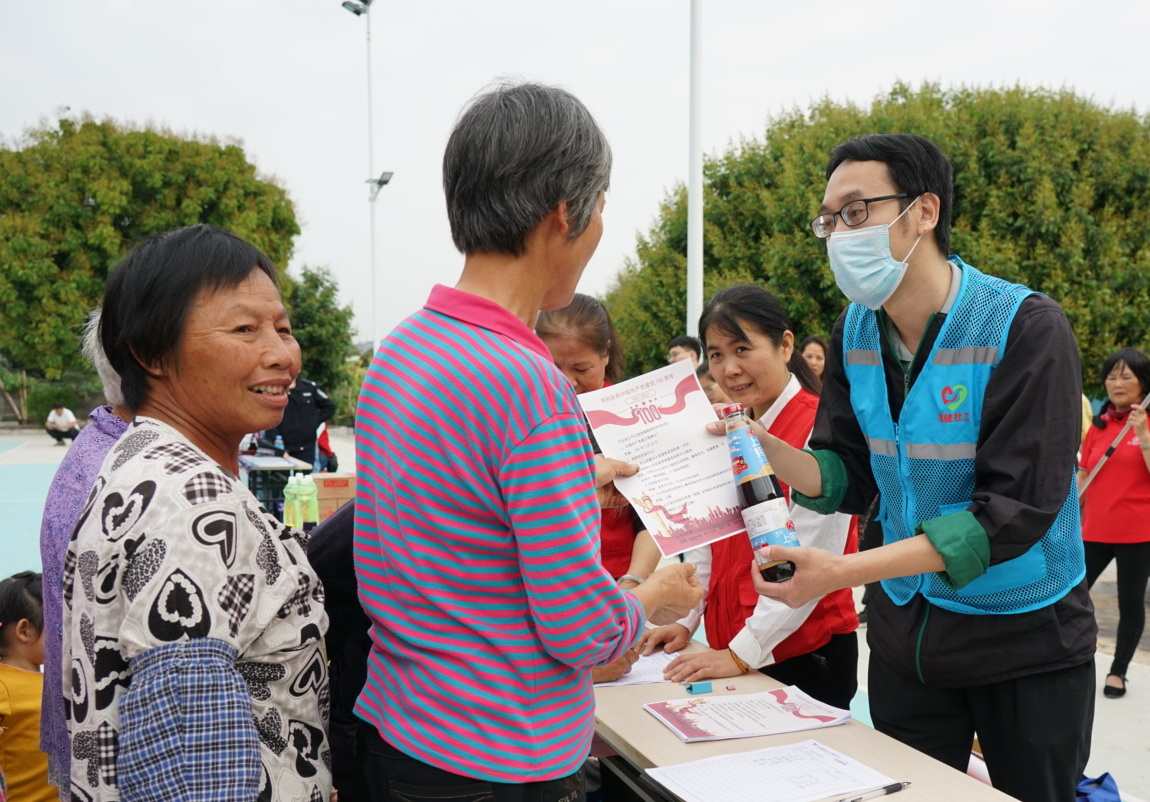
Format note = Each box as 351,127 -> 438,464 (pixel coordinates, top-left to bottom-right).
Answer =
808,309 -> 880,515
971,295 -> 1082,564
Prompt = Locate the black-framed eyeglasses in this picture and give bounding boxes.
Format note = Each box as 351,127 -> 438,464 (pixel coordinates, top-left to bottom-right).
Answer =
810,193 -> 910,239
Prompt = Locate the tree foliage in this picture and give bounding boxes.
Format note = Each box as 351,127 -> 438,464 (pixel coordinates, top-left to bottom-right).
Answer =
0,117 -> 300,378
605,84 -> 1150,394
283,266 -> 358,402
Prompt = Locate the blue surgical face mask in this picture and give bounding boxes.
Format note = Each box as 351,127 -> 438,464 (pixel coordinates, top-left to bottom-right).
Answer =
826,197 -> 922,310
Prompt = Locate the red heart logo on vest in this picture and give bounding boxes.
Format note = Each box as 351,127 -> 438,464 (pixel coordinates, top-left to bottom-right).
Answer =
940,384 -> 969,411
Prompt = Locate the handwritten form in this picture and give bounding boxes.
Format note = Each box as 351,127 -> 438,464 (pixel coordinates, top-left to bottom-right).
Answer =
646,739 -> 896,802
593,651 -> 677,688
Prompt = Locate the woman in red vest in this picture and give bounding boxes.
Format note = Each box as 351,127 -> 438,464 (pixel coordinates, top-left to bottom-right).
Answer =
537,294 -> 661,682
643,285 -> 859,709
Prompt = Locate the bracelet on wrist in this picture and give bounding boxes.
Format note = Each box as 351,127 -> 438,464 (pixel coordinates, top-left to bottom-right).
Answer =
728,648 -> 750,673
617,573 -> 645,588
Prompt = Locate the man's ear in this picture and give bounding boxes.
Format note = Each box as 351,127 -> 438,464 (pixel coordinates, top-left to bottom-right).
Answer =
916,192 -> 941,236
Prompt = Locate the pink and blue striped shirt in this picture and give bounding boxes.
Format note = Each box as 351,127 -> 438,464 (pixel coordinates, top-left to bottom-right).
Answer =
353,285 -> 645,782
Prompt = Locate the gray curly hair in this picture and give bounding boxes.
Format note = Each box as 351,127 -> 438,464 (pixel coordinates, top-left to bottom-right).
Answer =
81,309 -> 125,407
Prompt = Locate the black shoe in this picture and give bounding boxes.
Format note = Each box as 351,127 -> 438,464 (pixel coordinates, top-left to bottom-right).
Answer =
1103,675 -> 1127,698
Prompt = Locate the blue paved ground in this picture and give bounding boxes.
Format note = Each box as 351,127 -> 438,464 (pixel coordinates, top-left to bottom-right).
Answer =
2,437 -> 55,572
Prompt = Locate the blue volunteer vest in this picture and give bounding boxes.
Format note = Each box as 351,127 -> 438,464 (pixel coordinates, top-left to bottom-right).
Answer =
842,257 -> 1084,615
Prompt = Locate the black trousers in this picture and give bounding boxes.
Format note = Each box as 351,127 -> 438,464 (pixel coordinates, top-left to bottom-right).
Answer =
358,723 -> 585,802
761,632 -> 859,710
868,655 -> 1094,802
46,426 -> 79,442
1084,539 -> 1150,677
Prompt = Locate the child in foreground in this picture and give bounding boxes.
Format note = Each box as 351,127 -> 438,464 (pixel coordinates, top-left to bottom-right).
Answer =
0,571 -> 56,802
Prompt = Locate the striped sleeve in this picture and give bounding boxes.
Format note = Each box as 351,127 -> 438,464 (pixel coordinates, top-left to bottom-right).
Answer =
499,413 -> 645,668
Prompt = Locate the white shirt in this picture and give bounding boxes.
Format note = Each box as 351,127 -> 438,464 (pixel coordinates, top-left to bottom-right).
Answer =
46,407 -> 78,430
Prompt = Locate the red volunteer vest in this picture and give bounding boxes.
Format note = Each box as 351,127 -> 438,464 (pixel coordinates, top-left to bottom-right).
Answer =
600,506 -> 638,579
704,389 -> 859,663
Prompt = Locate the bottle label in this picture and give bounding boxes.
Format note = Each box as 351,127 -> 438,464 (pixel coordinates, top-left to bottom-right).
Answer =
741,497 -> 800,552
726,427 -> 775,484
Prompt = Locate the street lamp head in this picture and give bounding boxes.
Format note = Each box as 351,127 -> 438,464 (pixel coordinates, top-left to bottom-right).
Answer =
341,1 -> 367,16
367,171 -> 394,201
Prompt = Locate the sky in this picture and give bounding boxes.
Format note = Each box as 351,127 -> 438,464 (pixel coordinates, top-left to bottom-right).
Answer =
2,0 -> 1147,343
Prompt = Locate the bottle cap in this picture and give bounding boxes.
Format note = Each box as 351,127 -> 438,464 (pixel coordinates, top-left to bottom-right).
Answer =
720,403 -> 745,418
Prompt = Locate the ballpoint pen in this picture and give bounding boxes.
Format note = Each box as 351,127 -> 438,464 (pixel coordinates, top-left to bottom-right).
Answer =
835,781 -> 912,802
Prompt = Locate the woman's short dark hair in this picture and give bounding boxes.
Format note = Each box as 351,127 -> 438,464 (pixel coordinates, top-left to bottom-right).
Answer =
100,224 -> 279,411
442,82 -> 612,257
535,293 -> 624,384
698,285 -> 821,396
800,335 -> 828,356
826,133 -> 954,256
1096,347 -> 1150,426
0,571 -> 43,645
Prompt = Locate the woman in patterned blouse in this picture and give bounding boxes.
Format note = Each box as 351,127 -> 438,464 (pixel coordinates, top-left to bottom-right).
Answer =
62,225 -> 331,801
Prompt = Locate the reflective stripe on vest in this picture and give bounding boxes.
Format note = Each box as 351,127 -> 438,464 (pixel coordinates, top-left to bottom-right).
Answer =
842,257 -> 1085,615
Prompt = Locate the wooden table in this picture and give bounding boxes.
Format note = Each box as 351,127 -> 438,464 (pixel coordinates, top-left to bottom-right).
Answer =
595,666 -> 1013,801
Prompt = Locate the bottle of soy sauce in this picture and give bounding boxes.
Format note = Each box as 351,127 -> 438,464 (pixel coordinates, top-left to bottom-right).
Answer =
722,403 -> 800,582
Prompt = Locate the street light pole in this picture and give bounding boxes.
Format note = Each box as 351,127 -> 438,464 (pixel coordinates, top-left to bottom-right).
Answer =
342,0 -> 386,350
685,0 -> 704,337
364,7 -> 378,351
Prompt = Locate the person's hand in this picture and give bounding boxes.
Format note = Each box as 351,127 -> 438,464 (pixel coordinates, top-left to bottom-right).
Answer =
594,455 -> 638,508
642,563 -> 704,624
593,648 -> 639,683
663,648 -> 744,683
705,410 -> 771,442
640,624 -> 692,656
750,545 -> 845,608
1132,407 -> 1149,441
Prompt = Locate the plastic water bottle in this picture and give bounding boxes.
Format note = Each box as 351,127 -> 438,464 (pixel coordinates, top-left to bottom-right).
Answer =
283,474 -> 301,528
273,433 -> 285,456
299,474 -> 319,533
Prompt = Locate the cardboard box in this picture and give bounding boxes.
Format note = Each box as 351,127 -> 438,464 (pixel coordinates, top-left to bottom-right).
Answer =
313,473 -> 356,522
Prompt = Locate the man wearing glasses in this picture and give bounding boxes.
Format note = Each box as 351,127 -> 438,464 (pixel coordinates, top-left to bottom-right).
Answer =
742,134 -> 1096,802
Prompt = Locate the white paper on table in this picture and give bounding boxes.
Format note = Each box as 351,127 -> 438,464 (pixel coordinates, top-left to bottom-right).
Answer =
643,685 -> 850,742
578,361 -> 744,557
646,739 -> 896,802
593,650 -> 677,687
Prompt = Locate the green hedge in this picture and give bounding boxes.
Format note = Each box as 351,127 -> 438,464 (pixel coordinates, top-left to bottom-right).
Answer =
605,83 -> 1150,397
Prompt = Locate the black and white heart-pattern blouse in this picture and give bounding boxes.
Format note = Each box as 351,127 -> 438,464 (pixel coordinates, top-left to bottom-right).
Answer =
62,417 -> 332,801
